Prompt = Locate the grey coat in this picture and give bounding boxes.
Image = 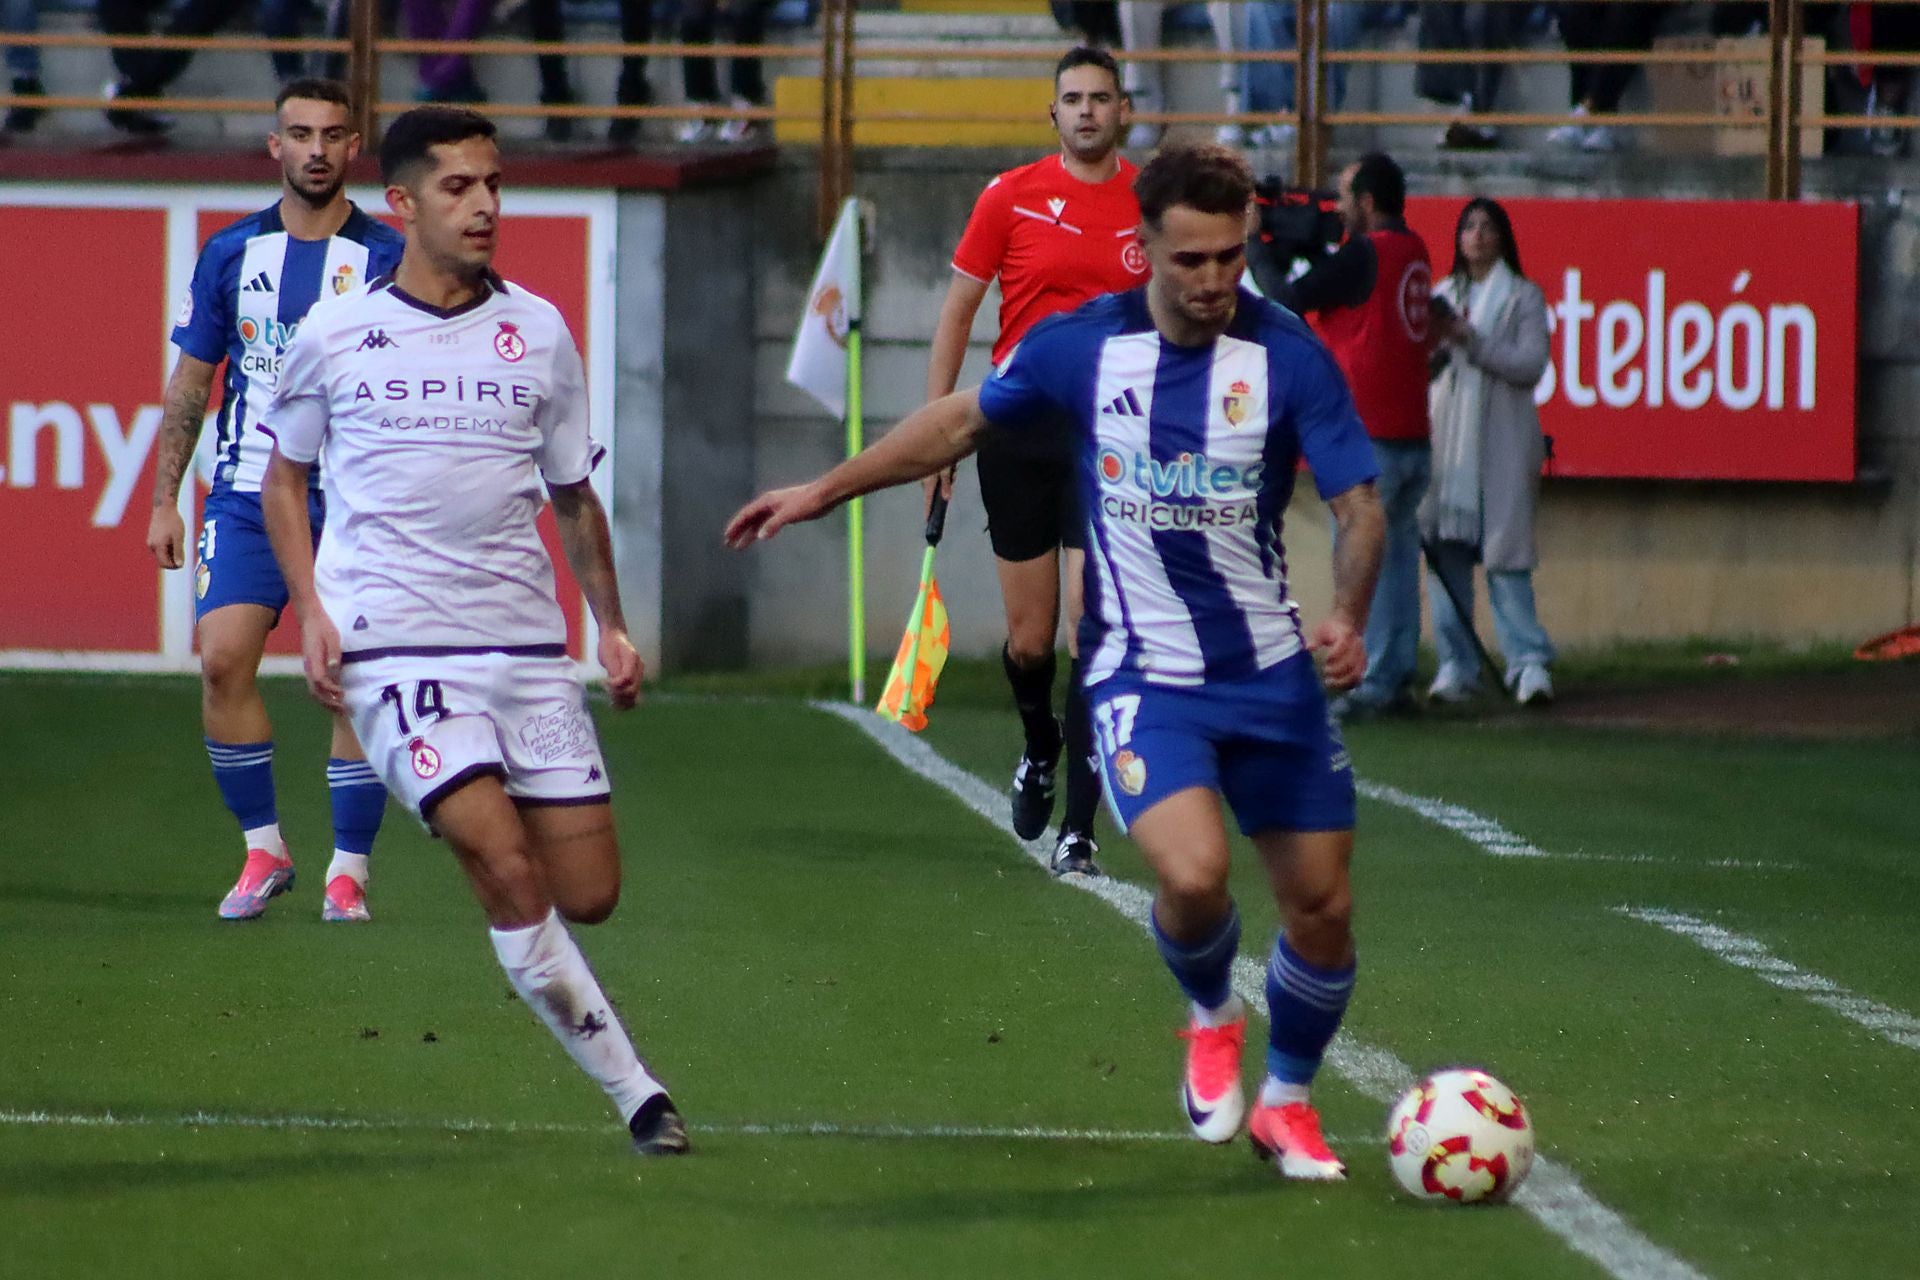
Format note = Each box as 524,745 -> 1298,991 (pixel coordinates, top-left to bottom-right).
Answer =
1419,276 -> 1551,573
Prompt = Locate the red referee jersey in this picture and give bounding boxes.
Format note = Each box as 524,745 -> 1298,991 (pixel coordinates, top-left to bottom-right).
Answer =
951,154 -> 1147,364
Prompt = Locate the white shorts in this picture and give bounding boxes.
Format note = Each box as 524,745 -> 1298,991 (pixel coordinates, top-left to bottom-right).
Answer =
342,650 -> 611,822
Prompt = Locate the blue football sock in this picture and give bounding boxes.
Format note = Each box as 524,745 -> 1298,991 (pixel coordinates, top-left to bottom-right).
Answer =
206,738 -> 277,832
327,758 -> 386,858
1152,903 -> 1241,1012
1264,934 -> 1356,1086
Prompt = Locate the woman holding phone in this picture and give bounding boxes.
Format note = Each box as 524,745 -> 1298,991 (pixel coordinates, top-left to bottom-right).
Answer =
1422,198 -> 1557,707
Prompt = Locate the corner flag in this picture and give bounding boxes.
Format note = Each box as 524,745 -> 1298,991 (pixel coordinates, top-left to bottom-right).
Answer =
786,197 -> 868,703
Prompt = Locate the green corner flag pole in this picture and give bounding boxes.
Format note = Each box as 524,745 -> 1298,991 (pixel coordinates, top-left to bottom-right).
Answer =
847,317 -> 865,705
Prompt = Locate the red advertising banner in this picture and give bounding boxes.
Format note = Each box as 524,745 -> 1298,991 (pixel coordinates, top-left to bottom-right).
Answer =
0,206 -> 169,652
1404,197 -> 1858,481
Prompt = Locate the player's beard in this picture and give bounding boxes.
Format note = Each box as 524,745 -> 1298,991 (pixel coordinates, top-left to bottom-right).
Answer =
288,168 -> 346,210
1060,122 -> 1120,166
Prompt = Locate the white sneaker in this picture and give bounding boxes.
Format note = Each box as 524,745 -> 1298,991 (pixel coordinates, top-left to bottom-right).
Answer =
716,96 -> 761,143
1427,665 -> 1480,705
1579,124 -> 1620,153
1126,120 -> 1163,150
674,117 -> 715,144
1248,123 -> 1296,148
1512,664 -> 1555,706
1545,104 -> 1591,148
1215,121 -> 1246,147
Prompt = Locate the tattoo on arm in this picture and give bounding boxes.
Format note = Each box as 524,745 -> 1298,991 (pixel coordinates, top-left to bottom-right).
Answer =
1327,483 -> 1386,628
550,483 -> 626,633
151,356 -> 217,508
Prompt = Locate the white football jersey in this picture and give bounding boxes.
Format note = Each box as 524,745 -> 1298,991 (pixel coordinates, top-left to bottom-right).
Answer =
265,275 -> 602,658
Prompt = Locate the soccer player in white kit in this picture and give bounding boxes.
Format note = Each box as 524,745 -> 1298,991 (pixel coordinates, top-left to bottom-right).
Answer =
259,106 -> 688,1156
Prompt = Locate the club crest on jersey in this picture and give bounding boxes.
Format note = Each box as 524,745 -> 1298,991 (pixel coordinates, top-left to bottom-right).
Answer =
1122,240 -> 1148,275
1222,380 -> 1251,428
332,263 -> 357,295
409,737 -> 442,780
1113,749 -> 1147,796
494,321 -> 527,362
194,562 -> 210,599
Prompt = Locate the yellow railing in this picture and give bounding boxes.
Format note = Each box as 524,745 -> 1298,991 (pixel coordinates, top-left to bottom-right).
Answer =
2,0 -> 1914,228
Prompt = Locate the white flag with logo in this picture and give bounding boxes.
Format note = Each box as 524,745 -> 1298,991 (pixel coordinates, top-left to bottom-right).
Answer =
786,198 -> 862,418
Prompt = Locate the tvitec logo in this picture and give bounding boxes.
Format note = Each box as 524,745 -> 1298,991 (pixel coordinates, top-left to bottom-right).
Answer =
1096,448 -> 1267,498
237,316 -> 298,349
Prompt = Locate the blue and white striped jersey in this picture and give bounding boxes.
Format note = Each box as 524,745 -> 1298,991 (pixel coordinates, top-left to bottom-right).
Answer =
978,286 -> 1379,688
171,203 -> 404,495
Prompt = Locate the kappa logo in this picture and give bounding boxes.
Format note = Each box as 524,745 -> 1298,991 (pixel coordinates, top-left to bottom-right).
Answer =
357,328 -> 397,352
241,271 -> 274,294
493,321 -> 527,362
1101,388 -> 1146,417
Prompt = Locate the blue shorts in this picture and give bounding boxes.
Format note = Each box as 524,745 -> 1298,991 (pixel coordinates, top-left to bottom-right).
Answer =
194,488 -> 323,622
1089,653 -> 1356,836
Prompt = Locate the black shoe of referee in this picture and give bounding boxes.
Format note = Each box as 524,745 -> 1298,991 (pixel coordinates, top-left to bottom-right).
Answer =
1010,751 -> 1058,841
1049,831 -> 1103,878
629,1093 -> 690,1156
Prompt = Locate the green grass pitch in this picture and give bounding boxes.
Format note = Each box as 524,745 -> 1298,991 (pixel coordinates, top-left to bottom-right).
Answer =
2,670 -> 1916,1278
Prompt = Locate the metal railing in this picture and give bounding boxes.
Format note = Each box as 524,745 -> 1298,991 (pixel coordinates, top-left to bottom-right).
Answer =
1,0 -> 1913,228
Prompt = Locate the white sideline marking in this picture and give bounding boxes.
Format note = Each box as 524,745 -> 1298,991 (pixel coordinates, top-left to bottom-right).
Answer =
1616,907 -> 1920,1052
819,702 -> 1709,1280
1357,780 -> 1797,871
0,1108 -> 1191,1145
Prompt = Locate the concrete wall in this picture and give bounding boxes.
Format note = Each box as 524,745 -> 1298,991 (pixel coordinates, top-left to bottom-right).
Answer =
732,146 -> 1920,669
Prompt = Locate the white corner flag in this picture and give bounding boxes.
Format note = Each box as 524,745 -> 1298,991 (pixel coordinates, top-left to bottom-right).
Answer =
786,198 -> 862,417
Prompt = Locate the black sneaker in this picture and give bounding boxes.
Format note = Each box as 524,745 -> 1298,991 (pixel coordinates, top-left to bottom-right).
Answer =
1049,832 -> 1103,878
104,79 -> 170,136
628,1092 -> 690,1156
1010,754 -> 1057,841
5,76 -> 44,133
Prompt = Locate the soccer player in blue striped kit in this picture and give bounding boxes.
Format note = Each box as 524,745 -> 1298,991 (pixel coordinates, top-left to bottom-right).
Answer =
729,144 -> 1387,1178
146,78 -> 404,923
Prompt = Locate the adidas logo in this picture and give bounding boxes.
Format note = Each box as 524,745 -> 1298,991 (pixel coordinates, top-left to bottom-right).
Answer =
1101,388 -> 1145,417
241,271 -> 274,293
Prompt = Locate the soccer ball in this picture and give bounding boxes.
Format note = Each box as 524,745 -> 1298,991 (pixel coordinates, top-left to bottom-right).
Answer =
1386,1068 -> 1535,1204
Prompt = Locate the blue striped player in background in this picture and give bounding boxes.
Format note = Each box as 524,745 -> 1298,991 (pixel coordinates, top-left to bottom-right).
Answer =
145,78 -> 405,923
727,145 -> 1387,1180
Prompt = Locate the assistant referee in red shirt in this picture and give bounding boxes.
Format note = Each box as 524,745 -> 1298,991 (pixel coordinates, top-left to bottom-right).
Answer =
924,46 -> 1147,877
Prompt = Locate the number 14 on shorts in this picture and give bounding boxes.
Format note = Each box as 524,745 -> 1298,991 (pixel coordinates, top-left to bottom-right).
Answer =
379,679 -> 449,735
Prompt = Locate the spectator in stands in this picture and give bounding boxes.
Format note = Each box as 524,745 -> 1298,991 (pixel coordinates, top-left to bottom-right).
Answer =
396,0 -> 575,137
1548,1 -> 1660,151
1239,0 -> 1363,148
98,0 -> 257,134
678,0 -> 775,143
3,0 -> 42,133
1415,2 -> 1522,149
1117,1 -> 1240,148
1050,0 -> 1121,49
1824,2 -> 1920,157
608,0 -> 657,146
1422,197 -> 1555,707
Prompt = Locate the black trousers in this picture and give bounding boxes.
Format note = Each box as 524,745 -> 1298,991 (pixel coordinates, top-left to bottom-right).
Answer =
1556,1 -> 1660,113
681,0 -> 775,104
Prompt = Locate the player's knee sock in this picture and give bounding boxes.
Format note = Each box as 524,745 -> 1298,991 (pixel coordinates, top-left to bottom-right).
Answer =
1003,643 -> 1061,762
490,909 -> 666,1122
1061,656 -> 1100,837
326,758 -> 385,886
1262,933 -> 1355,1101
1152,903 -> 1241,1013
206,738 -> 282,857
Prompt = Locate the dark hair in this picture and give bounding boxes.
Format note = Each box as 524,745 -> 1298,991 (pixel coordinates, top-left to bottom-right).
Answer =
1449,197 -> 1524,279
1348,152 -> 1405,217
1134,144 -> 1254,230
379,106 -> 498,185
274,77 -> 352,114
1055,45 -> 1123,95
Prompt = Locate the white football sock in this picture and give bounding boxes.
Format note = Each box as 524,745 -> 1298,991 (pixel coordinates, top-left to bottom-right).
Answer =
490,910 -> 665,1121
1260,1077 -> 1311,1107
243,822 -> 287,860
1191,993 -> 1245,1028
326,851 -> 369,887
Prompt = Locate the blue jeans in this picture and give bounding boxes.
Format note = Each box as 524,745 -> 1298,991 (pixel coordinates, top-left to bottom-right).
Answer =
1426,539 -> 1555,686
1242,0 -> 1362,114
1354,439 -> 1428,706
4,0 -> 39,78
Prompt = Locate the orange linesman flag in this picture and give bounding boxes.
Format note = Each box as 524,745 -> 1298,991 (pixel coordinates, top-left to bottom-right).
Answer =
876,564 -> 949,732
